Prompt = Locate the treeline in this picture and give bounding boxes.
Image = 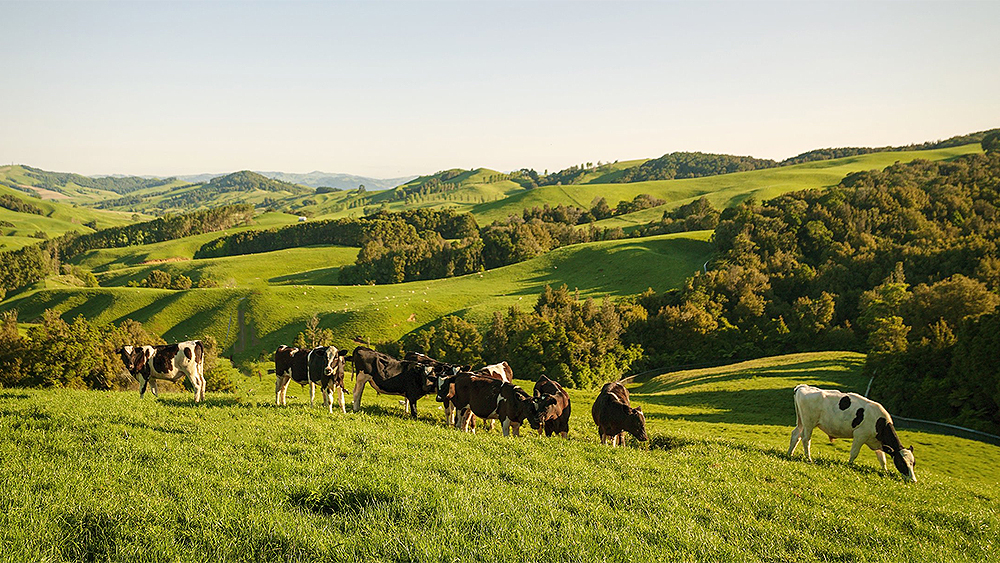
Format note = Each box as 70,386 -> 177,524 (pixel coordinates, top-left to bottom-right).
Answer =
17,165 -> 175,195
632,197 -> 721,236
521,193 -> 669,226
0,194 -> 43,215
0,310 -> 236,392
0,205 -> 254,295
379,285 -> 642,389
615,152 -> 777,183
780,128 -> 999,166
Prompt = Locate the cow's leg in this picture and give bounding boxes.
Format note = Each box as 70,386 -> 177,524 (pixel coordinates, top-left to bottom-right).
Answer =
352,373 -> 369,412
309,382 -> 316,407
501,418 -> 511,437
488,420 -> 496,432
139,376 -> 149,399
788,425 -> 802,457
338,387 -> 346,414
149,378 -> 159,397
511,422 -> 521,437
617,432 -> 627,447
847,437 -> 865,464
461,409 -> 474,433
444,401 -> 454,426
277,376 -> 292,406
408,396 -> 418,418
875,448 -> 888,471
537,426 -> 545,436
559,431 -> 568,439
802,426 -> 815,461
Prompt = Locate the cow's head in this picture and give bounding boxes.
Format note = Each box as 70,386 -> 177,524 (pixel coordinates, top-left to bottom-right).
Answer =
435,375 -> 456,402
315,346 -> 350,377
883,444 -> 916,482
117,346 -> 147,374
417,364 -> 437,392
530,394 -> 559,428
626,406 -> 648,442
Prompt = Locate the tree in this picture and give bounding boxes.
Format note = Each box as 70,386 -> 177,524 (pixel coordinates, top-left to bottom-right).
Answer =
982,130 -> 1000,153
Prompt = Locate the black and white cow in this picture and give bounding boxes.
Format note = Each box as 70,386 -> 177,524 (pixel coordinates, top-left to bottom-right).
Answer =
274,345 -> 350,413
351,346 -> 437,418
788,384 -> 917,482
405,351 -> 467,424
533,375 -> 571,439
118,341 -> 205,403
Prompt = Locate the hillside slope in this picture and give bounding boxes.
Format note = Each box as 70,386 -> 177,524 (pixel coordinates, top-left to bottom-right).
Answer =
0,351 -> 995,561
1,231 -> 713,358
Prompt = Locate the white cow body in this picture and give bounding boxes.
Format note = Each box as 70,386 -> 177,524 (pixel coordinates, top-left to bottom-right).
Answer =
789,384 -> 916,482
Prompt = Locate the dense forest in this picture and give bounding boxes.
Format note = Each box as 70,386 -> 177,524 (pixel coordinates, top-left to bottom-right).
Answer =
614,152 -> 778,183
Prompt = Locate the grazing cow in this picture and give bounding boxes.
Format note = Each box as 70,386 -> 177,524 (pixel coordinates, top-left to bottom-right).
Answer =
591,381 -> 647,446
788,385 -> 916,482
475,361 -> 514,383
405,351 -> 467,424
437,373 -> 543,436
274,345 -> 350,413
533,375 -> 571,439
118,341 -> 206,403
351,346 -> 436,418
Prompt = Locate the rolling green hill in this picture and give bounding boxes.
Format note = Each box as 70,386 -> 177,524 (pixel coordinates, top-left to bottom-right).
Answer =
1,231 -> 713,359
0,182 -> 143,251
0,350 -> 995,561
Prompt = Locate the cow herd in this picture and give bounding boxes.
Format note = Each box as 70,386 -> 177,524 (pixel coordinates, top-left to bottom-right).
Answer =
115,341 -> 918,481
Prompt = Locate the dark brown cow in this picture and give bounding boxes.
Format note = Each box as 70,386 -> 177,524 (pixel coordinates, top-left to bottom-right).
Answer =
533,375 -> 571,439
437,373 -> 543,436
351,346 -> 436,418
591,381 -> 647,446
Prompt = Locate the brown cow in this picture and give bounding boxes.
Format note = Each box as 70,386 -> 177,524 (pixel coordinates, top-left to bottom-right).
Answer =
533,375 -> 571,439
591,381 -> 647,446
437,373 -> 543,436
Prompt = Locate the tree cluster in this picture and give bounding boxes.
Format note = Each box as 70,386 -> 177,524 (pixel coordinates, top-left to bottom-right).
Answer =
633,197 -> 721,236
0,194 -> 43,215
615,152 -> 778,183
779,128 -> 999,166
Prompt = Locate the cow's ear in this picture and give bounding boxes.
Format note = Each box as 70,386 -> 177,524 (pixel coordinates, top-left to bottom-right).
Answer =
882,444 -> 896,455
339,349 -> 350,357
908,445 -> 914,452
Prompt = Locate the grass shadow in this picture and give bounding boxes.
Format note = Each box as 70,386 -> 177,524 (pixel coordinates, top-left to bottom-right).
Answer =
288,484 -> 396,516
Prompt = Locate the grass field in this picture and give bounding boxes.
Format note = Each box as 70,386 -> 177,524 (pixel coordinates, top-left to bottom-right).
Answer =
1,351 -> 995,562
479,144 -> 984,227
0,183 -> 139,249
1,232 -> 713,360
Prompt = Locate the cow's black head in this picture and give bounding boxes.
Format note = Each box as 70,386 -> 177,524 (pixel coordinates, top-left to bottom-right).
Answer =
627,406 -> 648,442
530,394 -> 559,429
883,444 -> 917,482
416,364 -> 437,392
435,375 -> 456,402
117,346 -> 147,374
314,346 -> 349,378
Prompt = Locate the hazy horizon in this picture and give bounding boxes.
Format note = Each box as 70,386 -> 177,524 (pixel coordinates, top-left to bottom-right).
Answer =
2,0 -> 998,178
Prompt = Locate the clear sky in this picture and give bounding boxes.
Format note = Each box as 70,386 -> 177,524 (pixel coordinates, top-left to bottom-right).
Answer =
1,0 -> 998,178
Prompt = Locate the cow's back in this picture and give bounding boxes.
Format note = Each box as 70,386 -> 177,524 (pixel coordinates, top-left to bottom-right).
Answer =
794,385 -> 889,439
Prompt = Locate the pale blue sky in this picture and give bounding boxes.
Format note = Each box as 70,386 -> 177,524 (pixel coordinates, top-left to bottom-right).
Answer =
1,1 -> 998,178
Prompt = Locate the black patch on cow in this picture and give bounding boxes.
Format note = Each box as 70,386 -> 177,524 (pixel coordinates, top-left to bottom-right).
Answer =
153,344 -> 179,375
194,341 -> 204,365
838,396 -> 851,410
851,407 -> 865,428
184,347 -> 192,360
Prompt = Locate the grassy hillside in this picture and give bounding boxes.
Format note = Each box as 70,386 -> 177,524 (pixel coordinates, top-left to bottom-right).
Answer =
477,143 -> 984,226
1,351 -> 995,561
68,211 -> 301,272
1,231 -> 713,358
0,183 -> 141,251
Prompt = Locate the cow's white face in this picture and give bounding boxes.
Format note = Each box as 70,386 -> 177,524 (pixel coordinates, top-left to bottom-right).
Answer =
896,447 -> 916,482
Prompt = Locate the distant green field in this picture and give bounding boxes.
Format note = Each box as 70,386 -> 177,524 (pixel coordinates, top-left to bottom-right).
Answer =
95,245 -> 360,288
68,211 -> 301,272
480,144 -> 984,227
0,183 -> 138,246
1,231 -> 713,360
1,351 -> 995,561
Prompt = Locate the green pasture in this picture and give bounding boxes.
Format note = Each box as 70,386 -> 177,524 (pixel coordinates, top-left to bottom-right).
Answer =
479,144 -> 983,227
0,351 -> 995,562
68,212 -> 301,272
1,232 -> 713,360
